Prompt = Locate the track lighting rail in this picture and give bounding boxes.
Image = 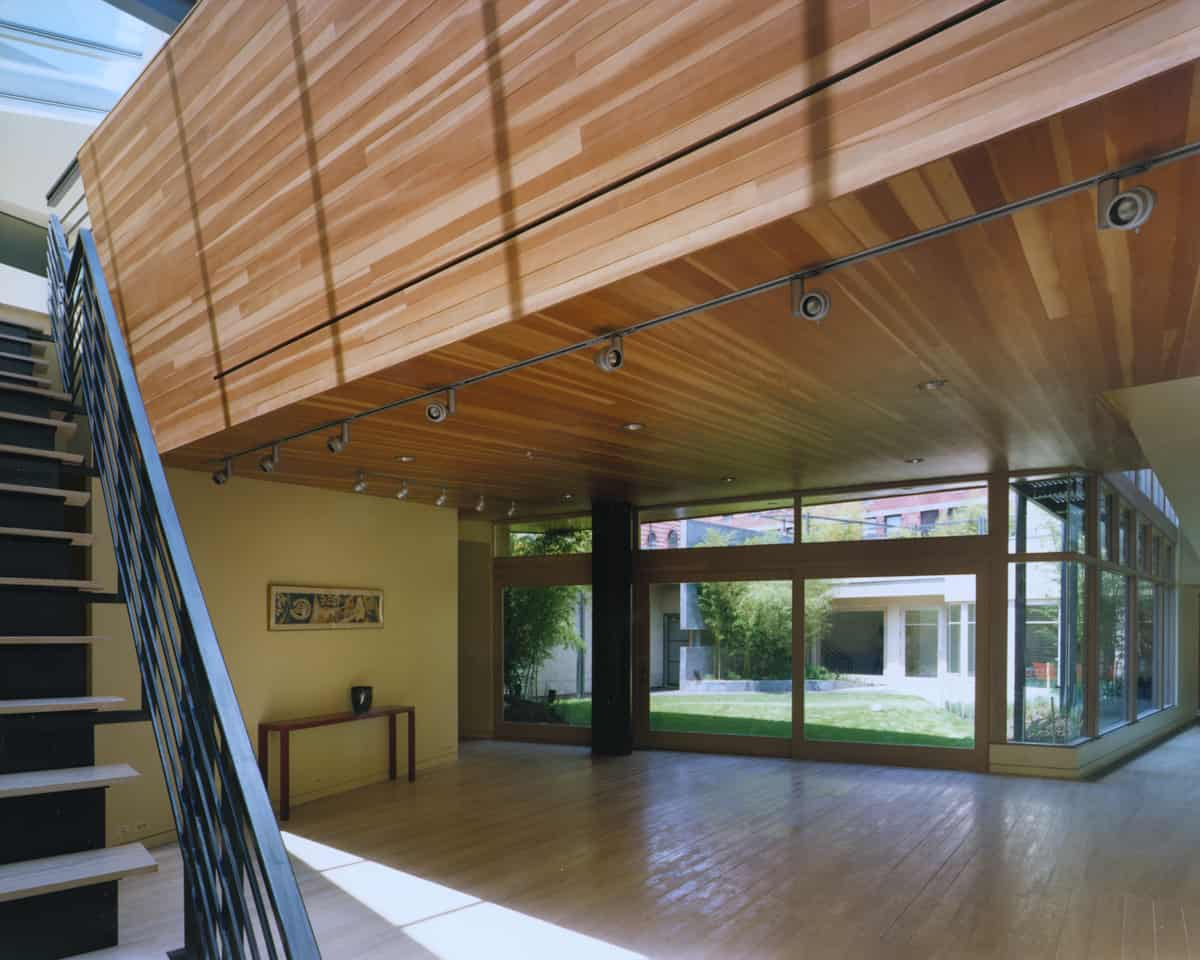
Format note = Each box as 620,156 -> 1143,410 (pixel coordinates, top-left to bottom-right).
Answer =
210,138 -> 1200,476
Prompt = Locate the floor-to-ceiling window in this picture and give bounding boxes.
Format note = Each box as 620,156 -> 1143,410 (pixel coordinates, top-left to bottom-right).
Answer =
803,576 -> 977,751
494,517 -> 593,743
1007,475 -> 1088,744
645,578 -> 793,739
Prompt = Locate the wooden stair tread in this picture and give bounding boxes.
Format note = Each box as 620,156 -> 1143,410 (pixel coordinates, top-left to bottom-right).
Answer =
0,380 -> 71,402
0,315 -> 51,337
0,442 -> 85,464
0,481 -> 90,506
0,526 -> 92,545
0,410 -> 77,434
0,636 -> 106,644
0,764 -> 139,799
66,939 -> 164,959
0,576 -> 105,590
0,696 -> 125,715
0,370 -> 54,387
0,332 -> 47,354
0,351 -> 48,371
0,843 -> 156,903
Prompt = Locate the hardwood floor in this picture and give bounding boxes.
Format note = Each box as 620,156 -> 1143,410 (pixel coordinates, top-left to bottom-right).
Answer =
116,731 -> 1200,958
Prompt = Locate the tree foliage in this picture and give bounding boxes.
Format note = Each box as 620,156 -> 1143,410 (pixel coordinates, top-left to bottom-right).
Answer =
503,528 -> 590,700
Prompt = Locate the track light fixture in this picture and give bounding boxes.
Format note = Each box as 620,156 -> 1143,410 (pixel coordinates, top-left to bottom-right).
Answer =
425,388 -> 456,425
259,443 -> 280,473
327,422 -> 350,454
1098,177 -> 1156,232
475,495 -> 486,513
436,488 -> 448,507
352,470 -> 368,494
395,481 -> 409,501
507,500 -> 517,518
790,277 -> 830,324
211,458 -> 232,486
594,335 -> 625,373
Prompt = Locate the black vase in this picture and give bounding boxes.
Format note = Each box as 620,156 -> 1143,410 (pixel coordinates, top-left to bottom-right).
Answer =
350,685 -> 373,715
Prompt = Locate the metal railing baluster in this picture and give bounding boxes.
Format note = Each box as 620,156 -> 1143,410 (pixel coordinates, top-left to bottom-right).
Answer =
47,217 -> 320,960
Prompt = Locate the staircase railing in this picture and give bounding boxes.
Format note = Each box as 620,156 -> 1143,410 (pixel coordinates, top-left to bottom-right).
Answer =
46,216 -> 320,959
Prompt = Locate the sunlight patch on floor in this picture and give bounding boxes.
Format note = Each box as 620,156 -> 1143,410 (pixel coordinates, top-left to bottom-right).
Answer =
406,901 -> 645,959
281,831 -> 645,959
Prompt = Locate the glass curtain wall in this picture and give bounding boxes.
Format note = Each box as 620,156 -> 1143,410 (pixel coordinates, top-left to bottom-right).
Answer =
804,576 -> 977,750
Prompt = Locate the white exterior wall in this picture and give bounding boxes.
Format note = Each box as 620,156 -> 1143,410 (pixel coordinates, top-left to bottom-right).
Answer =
528,593 -> 593,698
648,584 -> 682,687
826,576 -> 978,709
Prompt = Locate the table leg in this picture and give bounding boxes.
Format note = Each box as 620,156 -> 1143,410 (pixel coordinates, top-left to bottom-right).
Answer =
257,727 -> 268,786
279,729 -> 290,822
388,714 -> 397,781
408,710 -> 416,782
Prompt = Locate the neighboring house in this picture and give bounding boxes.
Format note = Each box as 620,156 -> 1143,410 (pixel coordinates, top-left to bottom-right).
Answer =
811,575 -> 977,711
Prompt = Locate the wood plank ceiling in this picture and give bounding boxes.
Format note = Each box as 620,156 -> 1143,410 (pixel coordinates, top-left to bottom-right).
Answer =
77,0 -> 1200,455
162,62 -> 1200,515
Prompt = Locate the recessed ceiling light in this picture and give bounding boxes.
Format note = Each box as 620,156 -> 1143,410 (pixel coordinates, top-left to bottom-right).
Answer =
623,422 -> 644,432
561,493 -> 575,502
916,378 -> 948,392
904,457 -> 925,464
525,450 -> 535,459
722,475 -> 736,484
396,455 -> 416,463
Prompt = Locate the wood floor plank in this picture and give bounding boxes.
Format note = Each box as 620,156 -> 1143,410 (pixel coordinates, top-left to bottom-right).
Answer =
110,730 -> 1200,959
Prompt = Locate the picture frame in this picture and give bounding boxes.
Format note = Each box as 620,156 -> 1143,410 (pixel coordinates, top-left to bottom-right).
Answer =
268,584 -> 384,631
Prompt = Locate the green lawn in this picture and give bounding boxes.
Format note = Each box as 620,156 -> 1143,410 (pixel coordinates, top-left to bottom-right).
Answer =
548,691 -> 973,749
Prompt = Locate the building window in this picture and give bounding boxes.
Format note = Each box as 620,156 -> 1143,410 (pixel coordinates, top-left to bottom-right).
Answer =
904,609 -> 939,678
919,509 -> 939,535
667,530 -> 679,549
1119,506 -> 1132,566
966,602 -> 976,677
947,605 -> 962,674
647,531 -> 657,548
948,602 -> 978,678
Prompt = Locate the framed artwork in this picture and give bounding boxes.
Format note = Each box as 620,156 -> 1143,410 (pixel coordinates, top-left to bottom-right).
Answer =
269,584 -> 383,631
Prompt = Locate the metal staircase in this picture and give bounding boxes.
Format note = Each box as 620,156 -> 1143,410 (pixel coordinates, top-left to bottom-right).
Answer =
0,308 -> 156,957
0,220 -> 319,957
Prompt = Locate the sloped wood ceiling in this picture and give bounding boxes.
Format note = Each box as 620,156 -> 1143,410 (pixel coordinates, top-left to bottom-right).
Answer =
160,63 -> 1200,514
78,0 -> 1200,456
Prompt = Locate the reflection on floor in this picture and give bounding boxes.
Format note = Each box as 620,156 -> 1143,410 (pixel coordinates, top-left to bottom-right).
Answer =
114,729 -> 1200,958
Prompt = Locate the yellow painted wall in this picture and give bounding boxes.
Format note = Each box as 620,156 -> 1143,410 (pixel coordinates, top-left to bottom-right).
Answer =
92,469 -> 460,845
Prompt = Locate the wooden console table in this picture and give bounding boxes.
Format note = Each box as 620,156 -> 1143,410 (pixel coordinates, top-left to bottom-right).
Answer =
258,705 -> 415,821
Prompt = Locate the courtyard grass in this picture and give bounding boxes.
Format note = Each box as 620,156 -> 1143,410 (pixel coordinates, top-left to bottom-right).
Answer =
549,691 -> 974,749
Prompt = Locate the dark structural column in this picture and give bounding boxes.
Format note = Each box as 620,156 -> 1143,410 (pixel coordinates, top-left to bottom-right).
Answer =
591,500 -> 633,755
